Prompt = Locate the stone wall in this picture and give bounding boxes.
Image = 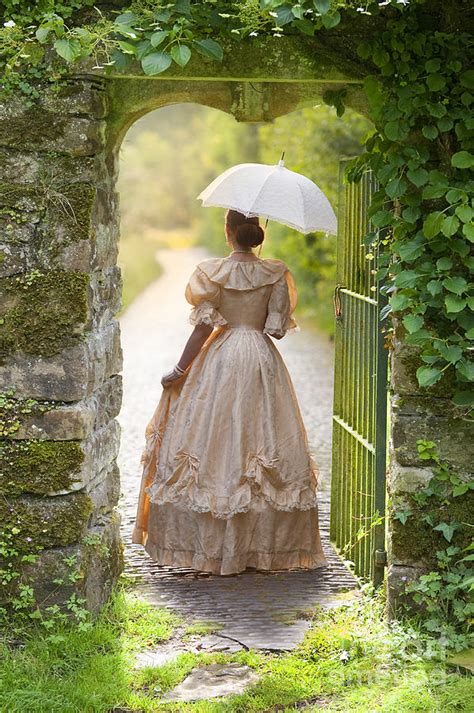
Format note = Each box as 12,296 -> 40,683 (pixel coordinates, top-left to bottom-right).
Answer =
0,78 -> 123,614
386,320 -> 474,609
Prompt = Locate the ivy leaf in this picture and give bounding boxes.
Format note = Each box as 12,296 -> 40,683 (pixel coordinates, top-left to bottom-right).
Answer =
141,51 -> 172,75
193,38 -> 223,61
425,59 -> 441,73
441,214 -> 460,237
416,365 -> 443,387
170,44 -> 191,67
403,313 -> 424,333
452,151 -> 474,169
433,522 -> 458,543
445,294 -> 467,313
397,235 -> 425,261
407,167 -> 428,187
460,69 -> 474,89
371,210 -> 392,227
437,116 -> 453,133
423,212 -> 444,239
313,0 -> 331,14
150,31 -> 169,48
53,39 -> 81,62
443,276 -> 468,295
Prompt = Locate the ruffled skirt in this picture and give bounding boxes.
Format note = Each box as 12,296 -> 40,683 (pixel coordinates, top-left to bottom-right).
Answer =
132,325 -> 327,575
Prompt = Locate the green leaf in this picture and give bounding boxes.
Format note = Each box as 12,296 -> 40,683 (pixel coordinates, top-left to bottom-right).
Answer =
425,59 -> 441,73
437,343 -> 463,364
422,125 -> 438,140
115,12 -> 138,25
436,256 -> 453,271
390,293 -> 411,312
445,294 -> 467,313
150,31 -> 169,48
386,176 -> 407,199
275,6 -> 295,25
433,522 -> 458,543
455,205 -> 473,223
416,365 -> 443,387
463,223 -> 474,242
371,210 -> 392,227
402,205 -> 421,223
384,120 -> 407,141
321,10 -> 340,29
53,39 -> 81,63
423,211 -> 444,239
446,188 -> 464,204
452,151 -> 474,169
141,51 -> 172,75
437,116 -> 453,133
35,26 -> 50,43
403,313 -> 424,333
193,38 -> 223,61
117,40 -> 136,55
441,214 -> 460,237
397,235 -> 425,261
460,69 -> 474,89
426,279 -> 442,296
453,389 -> 474,407
427,74 -> 446,91
313,0 -> 331,14
407,167 -> 428,187
395,270 -> 420,288
456,359 -> 474,381
443,276 -> 468,295
170,44 -> 191,67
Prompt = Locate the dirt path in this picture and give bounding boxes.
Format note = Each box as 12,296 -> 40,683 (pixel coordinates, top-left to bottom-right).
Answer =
118,248 -> 355,651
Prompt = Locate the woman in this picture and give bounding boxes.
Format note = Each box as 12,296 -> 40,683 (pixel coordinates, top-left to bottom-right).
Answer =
132,209 -> 327,575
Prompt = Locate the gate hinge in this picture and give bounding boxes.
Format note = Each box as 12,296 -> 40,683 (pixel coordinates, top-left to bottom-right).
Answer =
374,549 -> 387,567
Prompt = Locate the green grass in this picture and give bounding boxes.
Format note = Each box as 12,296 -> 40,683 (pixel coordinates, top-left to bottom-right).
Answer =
183,620 -> 224,638
1,587 -> 472,712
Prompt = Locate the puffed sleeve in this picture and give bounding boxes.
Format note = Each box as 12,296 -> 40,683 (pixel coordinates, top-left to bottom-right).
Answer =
185,266 -> 228,327
263,269 -> 299,338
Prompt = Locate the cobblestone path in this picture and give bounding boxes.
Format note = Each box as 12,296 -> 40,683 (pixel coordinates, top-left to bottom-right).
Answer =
118,248 -> 356,651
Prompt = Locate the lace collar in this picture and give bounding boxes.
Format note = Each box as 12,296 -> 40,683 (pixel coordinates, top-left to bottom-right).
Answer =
196,256 -> 288,290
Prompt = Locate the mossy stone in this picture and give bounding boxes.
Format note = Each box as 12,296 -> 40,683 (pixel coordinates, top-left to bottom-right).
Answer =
0,492 -> 94,551
0,440 -> 84,496
0,270 -> 90,360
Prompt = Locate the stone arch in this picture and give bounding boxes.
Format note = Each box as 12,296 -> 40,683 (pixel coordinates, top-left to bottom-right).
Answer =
2,37 -> 458,615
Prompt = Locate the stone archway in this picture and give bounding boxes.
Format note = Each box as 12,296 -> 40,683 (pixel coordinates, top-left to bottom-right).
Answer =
2,37 -> 456,614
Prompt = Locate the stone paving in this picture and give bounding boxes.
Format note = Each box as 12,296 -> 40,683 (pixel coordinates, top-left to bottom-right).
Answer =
118,248 -> 356,652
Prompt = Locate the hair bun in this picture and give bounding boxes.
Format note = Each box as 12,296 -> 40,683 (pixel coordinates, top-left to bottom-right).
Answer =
225,209 -> 265,248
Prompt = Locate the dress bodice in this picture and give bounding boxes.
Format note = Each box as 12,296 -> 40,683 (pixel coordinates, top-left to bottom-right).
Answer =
184,256 -> 298,338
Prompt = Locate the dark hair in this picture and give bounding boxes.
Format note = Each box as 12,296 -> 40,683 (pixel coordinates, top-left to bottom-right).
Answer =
225,209 -> 264,248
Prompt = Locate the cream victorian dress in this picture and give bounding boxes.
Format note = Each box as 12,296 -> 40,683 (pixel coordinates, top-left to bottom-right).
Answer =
132,256 -> 327,575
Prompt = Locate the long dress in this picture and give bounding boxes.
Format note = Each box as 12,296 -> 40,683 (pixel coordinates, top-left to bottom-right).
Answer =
131,255 -> 327,575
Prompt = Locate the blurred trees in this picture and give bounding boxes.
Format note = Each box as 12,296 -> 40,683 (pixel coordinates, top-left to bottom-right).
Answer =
118,102 -> 372,330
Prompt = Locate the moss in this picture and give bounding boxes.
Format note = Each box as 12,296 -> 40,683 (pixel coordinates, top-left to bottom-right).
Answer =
0,107 -> 69,150
391,491 -> 474,567
0,440 -> 84,496
43,181 -> 96,241
0,270 -> 90,361
0,492 -> 94,552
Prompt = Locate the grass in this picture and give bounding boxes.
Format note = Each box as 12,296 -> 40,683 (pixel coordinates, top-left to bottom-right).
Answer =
1,584 -> 472,712
183,620 -> 225,638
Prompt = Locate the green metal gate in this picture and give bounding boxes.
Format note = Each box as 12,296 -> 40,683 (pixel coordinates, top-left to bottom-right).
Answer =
330,160 -> 388,586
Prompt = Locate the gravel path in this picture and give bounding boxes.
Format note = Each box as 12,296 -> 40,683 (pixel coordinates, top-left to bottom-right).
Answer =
117,248 -> 356,651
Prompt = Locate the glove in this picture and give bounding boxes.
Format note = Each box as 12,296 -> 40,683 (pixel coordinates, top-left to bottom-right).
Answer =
161,364 -> 186,388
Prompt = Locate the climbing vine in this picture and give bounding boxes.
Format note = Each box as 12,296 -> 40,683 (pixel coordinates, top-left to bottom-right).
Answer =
1,0 -> 472,405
